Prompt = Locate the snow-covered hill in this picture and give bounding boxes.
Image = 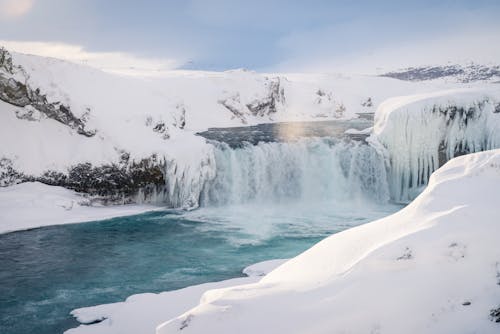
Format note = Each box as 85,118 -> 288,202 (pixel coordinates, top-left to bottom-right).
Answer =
1,46 -> 500,209
381,63 -> 500,83
155,149 -> 500,334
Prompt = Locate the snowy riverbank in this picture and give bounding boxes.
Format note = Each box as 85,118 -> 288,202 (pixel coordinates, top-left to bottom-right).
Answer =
65,259 -> 287,334
0,182 -> 161,234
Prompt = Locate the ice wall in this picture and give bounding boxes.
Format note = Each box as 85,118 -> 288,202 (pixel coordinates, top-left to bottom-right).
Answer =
374,89 -> 500,202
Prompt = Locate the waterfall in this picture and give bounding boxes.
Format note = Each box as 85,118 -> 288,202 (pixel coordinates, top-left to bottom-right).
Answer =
164,138 -> 390,209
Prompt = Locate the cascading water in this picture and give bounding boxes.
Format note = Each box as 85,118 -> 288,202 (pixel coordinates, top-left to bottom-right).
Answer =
163,91 -> 500,209
163,137 -> 390,209
201,139 -> 389,206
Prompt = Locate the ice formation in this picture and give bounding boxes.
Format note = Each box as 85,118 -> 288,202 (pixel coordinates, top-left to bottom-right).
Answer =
373,89 -> 500,202
162,138 -> 390,209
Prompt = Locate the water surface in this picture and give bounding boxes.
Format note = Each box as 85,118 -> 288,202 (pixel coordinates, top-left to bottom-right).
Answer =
0,203 -> 400,334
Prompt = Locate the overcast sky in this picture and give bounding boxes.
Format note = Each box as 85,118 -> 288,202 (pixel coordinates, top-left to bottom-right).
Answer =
1,0 -> 499,74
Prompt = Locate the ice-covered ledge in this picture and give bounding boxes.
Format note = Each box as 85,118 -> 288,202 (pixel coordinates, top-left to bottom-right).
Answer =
157,149 -> 500,334
372,88 -> 500,202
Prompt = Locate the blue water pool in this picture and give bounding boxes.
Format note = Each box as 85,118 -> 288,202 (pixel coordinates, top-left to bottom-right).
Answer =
0,203 -> 400,334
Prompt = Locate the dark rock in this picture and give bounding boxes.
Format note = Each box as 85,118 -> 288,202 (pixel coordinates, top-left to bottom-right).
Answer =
490,307 -> 500,323
0,47 -> 15,74
361,97 -> 373,107
462,301 -> 471,306
381,64 -> 500,83
0,158 -> 28,186
397,247 -> 413,260
0,154 -> 167,204
246,77 -> 285,117
218,94 -> 248,124
0,47 -> 96,137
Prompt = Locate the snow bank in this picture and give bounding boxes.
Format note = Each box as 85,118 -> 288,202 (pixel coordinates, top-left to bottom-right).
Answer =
65,259 -> 287,334
156,149 -> 500,334
0,182 -> 159,234
373,88 -> 500,202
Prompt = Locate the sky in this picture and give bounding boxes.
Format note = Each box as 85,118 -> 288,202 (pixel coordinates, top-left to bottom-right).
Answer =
1,0 -> 500,75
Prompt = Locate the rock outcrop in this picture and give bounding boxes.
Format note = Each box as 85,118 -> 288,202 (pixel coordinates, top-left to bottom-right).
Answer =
0,48 -> 95,137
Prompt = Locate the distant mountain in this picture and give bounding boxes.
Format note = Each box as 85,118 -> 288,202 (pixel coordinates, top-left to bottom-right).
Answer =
381,64 -> 500,82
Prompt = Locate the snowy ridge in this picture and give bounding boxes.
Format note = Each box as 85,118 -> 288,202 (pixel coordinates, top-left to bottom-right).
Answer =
156,149 -> 500,334
373,88 -> 500,202
1,47 -> 500,209
381,63 -> 500,83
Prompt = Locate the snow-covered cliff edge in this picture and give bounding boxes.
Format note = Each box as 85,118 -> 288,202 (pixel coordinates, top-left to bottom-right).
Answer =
373,88 -> 500,202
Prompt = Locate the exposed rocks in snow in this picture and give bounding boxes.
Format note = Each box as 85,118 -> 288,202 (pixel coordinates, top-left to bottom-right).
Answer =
218,93 -> 248,124
0,158 -> 26,186
362,97 -> 373,107
447,242 -> 467,261
315,89 -> 333,105
179,314 -> 194,330
381,64 -> 500,82
216,78 -> 286,123
246,77 -> 285,117
397,247 -> 413,260
14,105 -> 42,121
490,307 -> 500,323
51,156 -> 166,203
0,154 -> 167,204
174,103 -> 186,129
0,47 -> 96,137
146,116 -> 170,140
335,103 -> 346,118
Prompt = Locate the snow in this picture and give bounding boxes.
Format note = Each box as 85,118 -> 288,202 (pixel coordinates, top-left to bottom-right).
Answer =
154,149 -> 500,334
344,126 -> 373,135
2,49 -> 500,333
2,49 -> 494,178
65,259 -> 287,334
0,182 -> 160,234
373,88 -> 500,202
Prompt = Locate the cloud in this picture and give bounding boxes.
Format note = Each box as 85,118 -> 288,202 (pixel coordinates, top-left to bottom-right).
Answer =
272,21 -> 500,73
0,40 -> 184,76
0,0 -> 34,19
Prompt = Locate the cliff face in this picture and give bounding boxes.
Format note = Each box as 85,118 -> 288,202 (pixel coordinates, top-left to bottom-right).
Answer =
0,48 -> 95,137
